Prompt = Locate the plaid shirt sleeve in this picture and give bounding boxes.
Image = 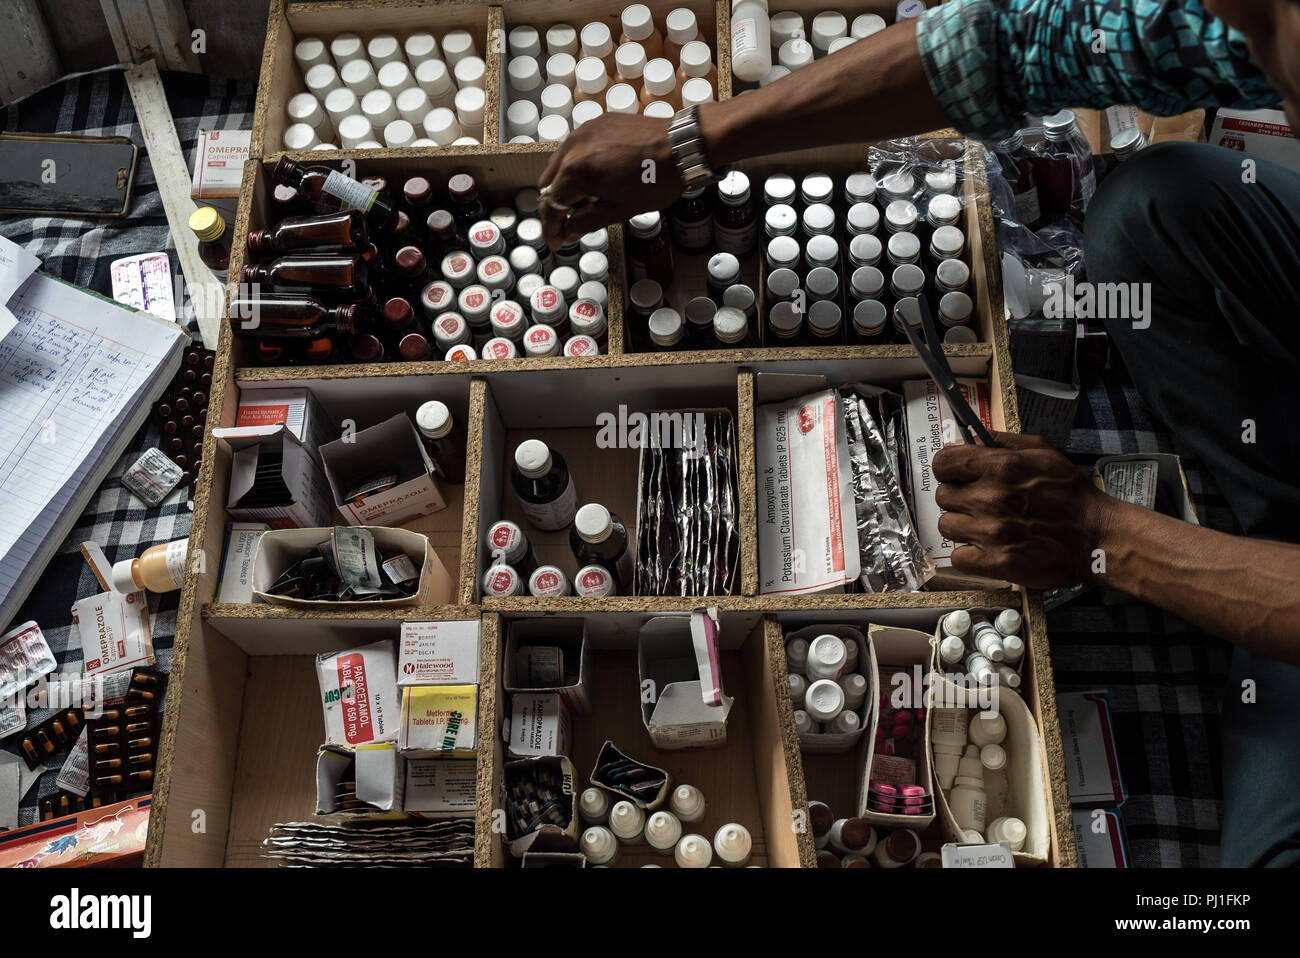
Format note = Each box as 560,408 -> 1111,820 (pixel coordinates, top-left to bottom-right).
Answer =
916,0 -> 1281,141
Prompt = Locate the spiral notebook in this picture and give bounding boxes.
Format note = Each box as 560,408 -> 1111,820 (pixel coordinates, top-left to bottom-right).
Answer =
0,263 -> 187,627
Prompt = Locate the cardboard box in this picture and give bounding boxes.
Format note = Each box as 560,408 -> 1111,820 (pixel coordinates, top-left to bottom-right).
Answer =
252,526 -> 453,608
1058,690 -> 1128,806
1072,807 -> 1130,868
397,620 -> 482,686
1094,454 -> 1198,525
315,743 -> 404,815
637,609 -> 734,749
503,618 -> 592,715
215,522 -> 268,604
191,128 -> 251,199
1209,108 -> 1300,173
234,386 -> 336,463
319,414 -> 447,527
71,589 -> 154,678
317,640 -> 400,747
213,423 -> 333,529
0,796 -> 151,868
504,755 -> 580,858
506,692 -> 572,758
786,624 -> 875,754
404,758 -> 478,816
755,387 -> 860,595
399,684 -> 478,758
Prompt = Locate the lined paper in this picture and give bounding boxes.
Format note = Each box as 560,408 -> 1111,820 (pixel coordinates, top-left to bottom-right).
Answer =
0,273 -> 185,621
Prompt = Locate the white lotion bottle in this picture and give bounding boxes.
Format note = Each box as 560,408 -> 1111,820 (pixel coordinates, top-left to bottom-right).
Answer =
579,787 -> 609,825
969,710 -> 1008,747
949,745 -> 988,833
675,833 -> 714,867
714,823 -> 753,866
645,810 -> 683,854
581,826 -> 619,865
731,0 -> 773,83
931,706 -> 970,790
671,783 -> 707,824
609,800 -> 646,844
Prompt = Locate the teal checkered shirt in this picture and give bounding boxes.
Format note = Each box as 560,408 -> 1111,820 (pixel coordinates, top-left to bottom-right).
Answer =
917,0 -> 1281,141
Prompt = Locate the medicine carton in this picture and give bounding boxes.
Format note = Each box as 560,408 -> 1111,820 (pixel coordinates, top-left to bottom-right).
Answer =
319,414 -> 446,527
397,620 -> 482,687
315,743 -> 403,814
234,386 -> 335,464
214,522 -> 268,604
1057,690 -> 1128,806
316,640 -> 400,747
502,618 -> 591,715
404,758 -> 478,816
637,609 -> 733,749
214,424 -> 332,529
506,692 -> 571,758
399,684 -> 478,758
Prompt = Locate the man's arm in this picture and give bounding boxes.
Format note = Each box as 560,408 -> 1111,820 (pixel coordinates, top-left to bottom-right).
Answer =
933,433 -> 1300,664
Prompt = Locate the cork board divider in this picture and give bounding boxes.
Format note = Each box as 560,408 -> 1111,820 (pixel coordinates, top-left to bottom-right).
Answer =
253,0 -> 499,157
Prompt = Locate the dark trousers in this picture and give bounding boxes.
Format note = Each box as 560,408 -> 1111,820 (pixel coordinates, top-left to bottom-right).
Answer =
1085,141 -> 1300,867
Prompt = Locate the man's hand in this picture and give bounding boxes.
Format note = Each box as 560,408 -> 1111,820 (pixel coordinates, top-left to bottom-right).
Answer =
932,432 -> 1116,589
537,113 -> 683,249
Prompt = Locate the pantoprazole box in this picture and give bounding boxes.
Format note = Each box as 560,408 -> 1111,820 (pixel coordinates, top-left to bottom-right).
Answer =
507,693 -> 572,758
317,640 -> 399,747
397,620 -> 481,687
399,684 -> 478,758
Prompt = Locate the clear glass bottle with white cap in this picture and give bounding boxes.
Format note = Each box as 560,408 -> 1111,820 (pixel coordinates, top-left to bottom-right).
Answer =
415,400 -> 466,483
645,810 -> 683,854
511,439 -> 578,531
714,824 -> 753,866
571,502 -> 634,590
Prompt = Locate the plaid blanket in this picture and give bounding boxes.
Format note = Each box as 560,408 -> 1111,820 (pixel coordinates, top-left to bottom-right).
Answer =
0,66 -> 255,826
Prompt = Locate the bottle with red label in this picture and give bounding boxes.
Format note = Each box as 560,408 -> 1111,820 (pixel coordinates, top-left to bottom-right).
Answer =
272,157 -> 395,229
564,334 -> 601,357
523,323 -> 560,358
568,299 -> 607,350
574,563 -> 617,597
571,503 -> 634,592
511,439 -> 578,531
528,564 -> 571,598
482,563 -> 524,598
485,520 -> 539,580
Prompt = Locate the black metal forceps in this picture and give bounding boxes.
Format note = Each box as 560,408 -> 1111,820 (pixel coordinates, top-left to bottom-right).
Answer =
899,295 -> 1000,448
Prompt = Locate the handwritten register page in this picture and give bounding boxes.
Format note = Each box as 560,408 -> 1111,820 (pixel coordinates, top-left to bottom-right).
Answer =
0,272 -> 186,623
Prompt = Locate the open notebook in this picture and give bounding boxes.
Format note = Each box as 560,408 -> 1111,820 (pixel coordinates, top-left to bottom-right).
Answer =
0,271 -> 188,627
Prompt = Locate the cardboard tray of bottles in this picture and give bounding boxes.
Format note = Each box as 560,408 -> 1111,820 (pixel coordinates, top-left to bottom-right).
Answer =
144,0 -> 1072,867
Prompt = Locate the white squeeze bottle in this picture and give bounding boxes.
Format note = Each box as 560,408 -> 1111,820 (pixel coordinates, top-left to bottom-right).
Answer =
731,0 -> 773,83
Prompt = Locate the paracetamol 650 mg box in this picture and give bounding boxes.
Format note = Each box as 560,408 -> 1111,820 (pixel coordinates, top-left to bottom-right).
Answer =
317,640 -> 399,746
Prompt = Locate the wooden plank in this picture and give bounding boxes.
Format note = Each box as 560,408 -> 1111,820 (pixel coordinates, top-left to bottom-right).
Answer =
101,0 -> 202,72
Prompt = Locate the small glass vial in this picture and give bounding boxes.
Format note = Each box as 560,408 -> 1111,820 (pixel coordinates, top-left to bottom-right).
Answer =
848,233 -> 883,269
578,250 -> 609,284
927,192 -> 962,229
523,323 -> 560,358
490,299 -> 527,344
706,252 -> 741,302
845,202 -> 879,237
564,333 -> 601,356
801,203 -> 836,238
415,400 -> 467,484
627,211 -> 675,288
936,257 -> 970,294
844,172 -> 877,205
766,267 -> 800,304
805,265 -> 839,304
884,199 -> 919,234
800,172 -> 834,206
939,290 -> 975,330
432,312 -> 471,355
549,266 -> 581,309
577,279 -> 608,310
930,225 -> 966,263
804,234 -> 840,271
649,306 -> 685,351
530,285 -> 566,329
851,299 -> 888,344
765,203 -> 798,238
723,284 -> 757,326
891,295 -> 922,344
477,255 -> 515,296
189,207 -> 231,279
767,301 -> 804,345
714,171 -> 757,256
670,184 -> 716,252
890,263 -> 926,303
482,336 -> 519,359
684,296 -> 717,349
887,231 -> 921,267
849,265 -> 885,304
569,298 -> 608,350
628,278 -> 665,342
765,235 -> 801,274
807,300 -> 843,345
879,170 -> 915,205
763,174 -> 797,208
714,305 -> 757,349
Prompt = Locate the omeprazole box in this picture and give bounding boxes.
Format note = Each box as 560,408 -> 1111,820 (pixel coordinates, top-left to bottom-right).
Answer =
397,620 -> 481,687
317,640 -> 399,746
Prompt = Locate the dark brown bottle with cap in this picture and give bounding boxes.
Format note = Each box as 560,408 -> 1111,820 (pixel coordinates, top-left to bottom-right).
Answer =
448,173 -> 488,230
426,209 -> 467,258
415,400 -> 466,483
570,502 -> 633,591
228,294 -> 359,338
402,176 -> 434,238
272,157 -> 395,229
246,211 -> 368,257
394,245 -> 434,298
511,439 -> 578,531
241,255 -> 368,298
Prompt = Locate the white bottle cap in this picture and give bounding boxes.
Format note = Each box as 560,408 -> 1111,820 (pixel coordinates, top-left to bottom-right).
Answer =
714,823 -> 753,864
642,58 -> 676,98
287,92 -> 327,132
645,810 -> 682,850
508,55 -> 543,94
838,672 -> 867,704
415,58 -> 454,98
454,56 -> 486,89
360,89 -> 397,127
305,63 -> 342,99
805,679 -> 845,723
581,21 -> 614,58
621,4 -> 655,41
615,41 -> 647,81
110,559 -> 139,595
383,119 -> 416,148
637,101 -> 668,119
323,87 -> 358,125
806,634 -> 847,679
581,825 -> 618,864
981,743 -> 1007,771
507,99 -> 540,137
1001,634 -> 1025,662
337,114 -> 374,149
577,279 -> 608,307
811,11 -> 848,50
969,710 -> 1007,746
574,503 -> 613,542
481,563 -> 521,597
377,60 -> 411,96
963,829 -> 986,844
395,87 -> 432,124
828,36 -> 857,54
574,562 -> 614,593
422,106 -> 461,145
415,400 -> 453,438
991,816 -> 1027,850
770,11 -> 805,47
441,30 -> 476,66
571,99 -> 603,127
579,244 -> 609,274
574,56 -> 609,95
329,33 -> 364,65
609,800 -> 645,840
831,711 -> 860,734
760,64 -> 791,86
456,85 -> 486,126
675,834 -> 713,868
509,25 -> 541,59
943,609 -> 972,637
540,83 -> 574,119
794,709 -> 813,734
995,608 -> 1023,636
283,123 -> 320,151
940,635 -> 967,665
509,135 -> 536,143
680,76 -> 713,106
852,13 -> 888,39
670,784 -> 706,822
974,623 -> 1006,662
482,336 -> 519,359
528,564 -> 569,596
404,31 -> 439,66
579,786 -> 609,823
788,672 -> 807,707
340,58 -> 377,94
666,8 -> 699,45
547,23 -> 580,57
954,744 -> 985,786
778,37 -> 814,70
605,83 -> 638,114
679,40 -> 712,78
294,37 -> 329,71
546,52 -> 577,89
514,439 -> 553,478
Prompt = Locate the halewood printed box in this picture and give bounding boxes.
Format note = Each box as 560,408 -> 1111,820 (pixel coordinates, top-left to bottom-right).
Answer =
144,1 -> 1074,869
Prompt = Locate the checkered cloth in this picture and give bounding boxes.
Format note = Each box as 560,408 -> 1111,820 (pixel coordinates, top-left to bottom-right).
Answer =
0,66 -> 255,826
